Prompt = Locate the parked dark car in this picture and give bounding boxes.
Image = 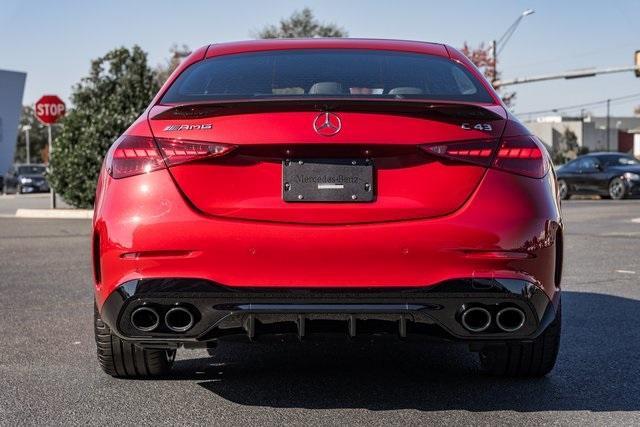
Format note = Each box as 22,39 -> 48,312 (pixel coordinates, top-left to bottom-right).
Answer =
556,152 -> 640,200
2,164 -> 50,194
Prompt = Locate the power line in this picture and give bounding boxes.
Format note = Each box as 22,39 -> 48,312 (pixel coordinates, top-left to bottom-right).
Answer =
516,92 -> 640,117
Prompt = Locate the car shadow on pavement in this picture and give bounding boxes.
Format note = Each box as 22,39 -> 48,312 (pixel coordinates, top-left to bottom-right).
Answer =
171,291 -> 640,412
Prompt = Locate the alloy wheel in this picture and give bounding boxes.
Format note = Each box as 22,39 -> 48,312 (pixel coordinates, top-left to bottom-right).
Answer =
609,178 -> 626,200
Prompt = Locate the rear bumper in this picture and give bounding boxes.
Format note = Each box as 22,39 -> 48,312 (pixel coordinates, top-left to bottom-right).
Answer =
93,168 -> 562,307
99,277 -> 558,348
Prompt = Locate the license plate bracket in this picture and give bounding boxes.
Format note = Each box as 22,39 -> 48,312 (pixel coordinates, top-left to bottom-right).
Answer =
282,159 -> 375,202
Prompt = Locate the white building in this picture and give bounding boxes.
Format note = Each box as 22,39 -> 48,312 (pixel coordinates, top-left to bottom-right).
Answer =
522,115 -> 640,156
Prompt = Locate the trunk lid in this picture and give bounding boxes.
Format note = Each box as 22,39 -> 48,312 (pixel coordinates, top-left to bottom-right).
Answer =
148,102 -> 506,225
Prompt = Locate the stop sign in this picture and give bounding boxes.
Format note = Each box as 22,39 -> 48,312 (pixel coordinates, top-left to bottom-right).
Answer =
35,95 -> 66,125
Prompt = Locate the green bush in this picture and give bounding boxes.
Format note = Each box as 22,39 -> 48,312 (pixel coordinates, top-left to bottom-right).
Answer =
48,46 -> 159,208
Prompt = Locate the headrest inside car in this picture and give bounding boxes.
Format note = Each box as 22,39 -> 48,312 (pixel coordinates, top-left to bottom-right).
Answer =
309,82 -> 344,95
388,87 -> 423,95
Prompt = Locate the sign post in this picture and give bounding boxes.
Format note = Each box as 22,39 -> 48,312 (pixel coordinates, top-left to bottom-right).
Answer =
35,95 -> 66,209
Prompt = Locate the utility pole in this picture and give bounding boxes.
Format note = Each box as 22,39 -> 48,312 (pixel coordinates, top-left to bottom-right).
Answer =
491,40 -> 497,84
48,125 -> 56,208
492,9 -> 535,86
22,125 -> 31,164
606,99 -> 610,151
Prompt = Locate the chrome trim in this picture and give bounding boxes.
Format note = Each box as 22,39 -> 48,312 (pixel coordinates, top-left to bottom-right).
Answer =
130,307 -> 160,332
495,307 -> 526,332
164,307 -> 195,332
460,307 -> 492,332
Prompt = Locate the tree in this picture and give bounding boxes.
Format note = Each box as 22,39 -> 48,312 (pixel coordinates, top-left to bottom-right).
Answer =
255,8 -> 347,39
14,106 -> 57,164
460,42 -> 516,108
552,127 -> 581,165
48,46 -> 159,208
155,44 -> 191,87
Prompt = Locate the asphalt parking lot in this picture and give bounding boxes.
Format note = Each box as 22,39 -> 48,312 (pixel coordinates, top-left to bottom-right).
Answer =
1,197 -> 639,425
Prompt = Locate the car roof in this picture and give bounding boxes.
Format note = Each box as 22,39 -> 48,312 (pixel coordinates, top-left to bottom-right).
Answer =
204,38 -> 450,59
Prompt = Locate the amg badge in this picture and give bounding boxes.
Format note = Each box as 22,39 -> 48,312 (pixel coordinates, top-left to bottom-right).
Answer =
164,124 -> 213,131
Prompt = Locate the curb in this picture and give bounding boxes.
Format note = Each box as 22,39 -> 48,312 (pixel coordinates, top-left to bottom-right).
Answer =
15,208 -> 93,219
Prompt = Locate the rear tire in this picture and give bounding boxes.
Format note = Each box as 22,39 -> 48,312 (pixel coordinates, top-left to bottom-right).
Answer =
94,303 -> 175,378
479,302 -> 561,377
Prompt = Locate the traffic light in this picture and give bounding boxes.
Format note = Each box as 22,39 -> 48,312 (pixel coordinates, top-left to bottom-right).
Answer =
636,50 -> 640,77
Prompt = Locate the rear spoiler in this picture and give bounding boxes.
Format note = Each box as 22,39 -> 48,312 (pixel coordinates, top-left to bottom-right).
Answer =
151,98 -> 505,121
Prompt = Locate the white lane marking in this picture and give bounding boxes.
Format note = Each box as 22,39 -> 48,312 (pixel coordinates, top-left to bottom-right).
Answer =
15,208 -> 93,219
602,232 -> 640,236
0,193 -> 50,199
616,270 -> 636,274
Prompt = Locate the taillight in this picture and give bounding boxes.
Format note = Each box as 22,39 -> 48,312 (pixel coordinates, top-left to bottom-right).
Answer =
493,135 -> 549,178
421,139 -> 498,167
108,136 -> 165,179
155,138 -> 236,167
107,135 -> 236,179
421,135 -> 549,178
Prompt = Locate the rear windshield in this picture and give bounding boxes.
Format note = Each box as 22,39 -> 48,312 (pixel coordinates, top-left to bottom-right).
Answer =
161,49 -> 494,104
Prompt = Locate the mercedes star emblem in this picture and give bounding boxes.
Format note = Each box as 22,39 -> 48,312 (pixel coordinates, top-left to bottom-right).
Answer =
313,112 -> 342,136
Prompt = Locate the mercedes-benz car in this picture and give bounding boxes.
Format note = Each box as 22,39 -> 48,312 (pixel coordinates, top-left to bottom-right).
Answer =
556,152 -> 640,200
93,39 -> 563,378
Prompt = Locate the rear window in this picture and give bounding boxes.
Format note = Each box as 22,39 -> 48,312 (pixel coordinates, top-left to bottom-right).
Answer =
161,49 -> 494,104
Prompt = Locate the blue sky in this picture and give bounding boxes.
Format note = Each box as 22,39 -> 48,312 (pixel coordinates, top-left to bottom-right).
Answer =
1,0 -> 639,118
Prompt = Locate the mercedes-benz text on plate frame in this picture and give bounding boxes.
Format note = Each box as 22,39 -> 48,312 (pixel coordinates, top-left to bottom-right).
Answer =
92,39 -> 563,379
282,158 -> 374,202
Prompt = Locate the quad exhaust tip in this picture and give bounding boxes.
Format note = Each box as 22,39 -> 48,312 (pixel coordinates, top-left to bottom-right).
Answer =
460,307 -> 491,332
495,307 -> 526,332
130,307 -> 160,332
164,306 -> 195,332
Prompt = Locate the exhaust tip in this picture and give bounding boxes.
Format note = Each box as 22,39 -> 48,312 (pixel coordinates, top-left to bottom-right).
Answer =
130,307 -> 160,332
165,307 -> 195,332
496,307 -> 526,332
460,306 -> 491,332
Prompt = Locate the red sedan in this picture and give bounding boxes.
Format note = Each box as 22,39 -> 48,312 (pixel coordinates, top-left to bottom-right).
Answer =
93,39 -> 562,378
